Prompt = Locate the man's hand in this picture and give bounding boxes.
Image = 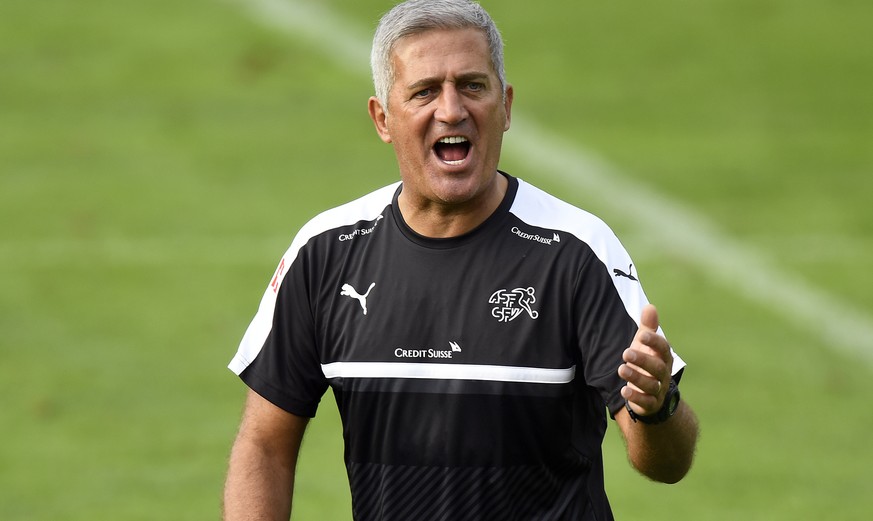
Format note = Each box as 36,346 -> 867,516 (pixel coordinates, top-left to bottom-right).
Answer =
615,304 -> 699,484
618,304 -> 672,417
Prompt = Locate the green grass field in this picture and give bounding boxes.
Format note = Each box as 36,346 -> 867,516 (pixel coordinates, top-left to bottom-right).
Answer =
2,0 -> 871,519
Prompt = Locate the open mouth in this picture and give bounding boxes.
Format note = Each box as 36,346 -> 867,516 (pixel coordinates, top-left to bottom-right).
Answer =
433,136 -> 471,165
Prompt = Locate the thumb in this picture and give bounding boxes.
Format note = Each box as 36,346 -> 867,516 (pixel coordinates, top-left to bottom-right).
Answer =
640,304 -> 659,333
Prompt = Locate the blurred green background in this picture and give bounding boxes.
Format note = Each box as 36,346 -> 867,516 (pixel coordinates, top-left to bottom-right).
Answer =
2,0 -> 871,519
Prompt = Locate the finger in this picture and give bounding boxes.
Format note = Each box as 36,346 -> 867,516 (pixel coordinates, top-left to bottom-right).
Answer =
636,305 -> 672,364
618,359 -> 664,396
640,304 -> 659,333
623,347 -> 669,380
639,330 -> 672,364
620,384 -> 661,413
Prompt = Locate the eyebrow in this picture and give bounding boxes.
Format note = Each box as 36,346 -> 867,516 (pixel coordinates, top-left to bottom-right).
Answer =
405,71 -> 491,91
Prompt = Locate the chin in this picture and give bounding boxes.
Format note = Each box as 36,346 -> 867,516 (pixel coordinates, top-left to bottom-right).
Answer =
430,174 -> 492,205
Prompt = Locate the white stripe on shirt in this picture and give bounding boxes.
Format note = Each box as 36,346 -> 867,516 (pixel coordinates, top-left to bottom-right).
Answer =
321,362 -> 576,384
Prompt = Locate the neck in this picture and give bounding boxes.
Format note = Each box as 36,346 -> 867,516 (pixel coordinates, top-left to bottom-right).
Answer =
398,172 -> 508,238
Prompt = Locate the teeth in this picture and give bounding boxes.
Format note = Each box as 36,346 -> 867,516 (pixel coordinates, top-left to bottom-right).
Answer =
438,136 -> 468,144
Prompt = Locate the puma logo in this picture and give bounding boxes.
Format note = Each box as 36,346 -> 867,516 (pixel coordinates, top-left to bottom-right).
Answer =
613,264 -> 638,281
340,282 -> 376,315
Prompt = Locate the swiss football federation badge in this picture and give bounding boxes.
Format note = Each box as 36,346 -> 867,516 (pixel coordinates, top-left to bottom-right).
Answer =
489,287 -> 540,322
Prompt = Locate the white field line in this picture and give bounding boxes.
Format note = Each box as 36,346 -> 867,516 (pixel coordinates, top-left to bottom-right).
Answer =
231,0 -> 371,72
227,0 -> 873,365
504,117 -> 873,365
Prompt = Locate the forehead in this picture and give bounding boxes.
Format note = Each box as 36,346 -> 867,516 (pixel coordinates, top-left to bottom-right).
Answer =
391,27 -> 494,84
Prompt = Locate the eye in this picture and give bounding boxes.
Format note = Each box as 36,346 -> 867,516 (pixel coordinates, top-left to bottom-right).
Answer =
412,88 -> 433,99
466,82 -> 485,92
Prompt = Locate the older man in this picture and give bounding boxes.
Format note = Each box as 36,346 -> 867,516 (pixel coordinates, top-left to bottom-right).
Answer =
224,1 -> 699,520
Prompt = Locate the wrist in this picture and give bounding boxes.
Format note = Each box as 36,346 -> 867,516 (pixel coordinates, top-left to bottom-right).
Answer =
625,378 -> 680,425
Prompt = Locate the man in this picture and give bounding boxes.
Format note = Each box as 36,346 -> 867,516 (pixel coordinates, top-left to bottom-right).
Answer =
224,0 -> 699,519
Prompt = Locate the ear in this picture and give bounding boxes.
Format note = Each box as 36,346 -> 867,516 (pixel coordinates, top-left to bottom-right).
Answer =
503,84 -> 514,132
368,96 -> 392,143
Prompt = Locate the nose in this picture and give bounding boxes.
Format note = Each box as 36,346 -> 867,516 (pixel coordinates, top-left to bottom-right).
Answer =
434,85 -> 468,125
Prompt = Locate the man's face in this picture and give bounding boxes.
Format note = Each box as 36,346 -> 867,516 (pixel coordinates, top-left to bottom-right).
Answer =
369,27 -> 513,210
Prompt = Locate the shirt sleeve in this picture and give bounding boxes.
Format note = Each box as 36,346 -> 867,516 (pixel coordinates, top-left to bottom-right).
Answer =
229,250 -> 328,418
572,242 -> 686,418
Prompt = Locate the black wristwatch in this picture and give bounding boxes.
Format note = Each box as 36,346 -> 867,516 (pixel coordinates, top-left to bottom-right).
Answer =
626,378 -> 680,425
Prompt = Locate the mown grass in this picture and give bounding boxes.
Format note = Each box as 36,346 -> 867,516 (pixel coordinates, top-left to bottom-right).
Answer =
1,1 -> 871,519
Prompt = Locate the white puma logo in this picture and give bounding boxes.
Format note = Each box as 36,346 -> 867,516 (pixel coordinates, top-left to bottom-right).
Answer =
340,282 -> 376,315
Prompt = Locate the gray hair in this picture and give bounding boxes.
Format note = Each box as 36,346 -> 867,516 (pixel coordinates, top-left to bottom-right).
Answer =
370,0 -> 506,110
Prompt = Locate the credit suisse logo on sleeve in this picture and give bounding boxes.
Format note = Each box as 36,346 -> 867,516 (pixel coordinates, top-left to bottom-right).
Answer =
338,215 -> 384,242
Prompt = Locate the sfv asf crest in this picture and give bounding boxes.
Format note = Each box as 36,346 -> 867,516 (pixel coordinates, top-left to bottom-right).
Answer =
489,287 -> 540,322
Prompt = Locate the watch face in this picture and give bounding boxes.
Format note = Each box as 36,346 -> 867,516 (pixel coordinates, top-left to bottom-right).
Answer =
668,390 -> 680,415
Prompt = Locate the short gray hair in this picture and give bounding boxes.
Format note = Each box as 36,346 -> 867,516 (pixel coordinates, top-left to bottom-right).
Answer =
370,0 -> 506,110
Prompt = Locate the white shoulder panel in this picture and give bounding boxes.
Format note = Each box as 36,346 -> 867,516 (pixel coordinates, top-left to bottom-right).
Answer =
228,182 -> 401,375
510,178 -> 686,374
